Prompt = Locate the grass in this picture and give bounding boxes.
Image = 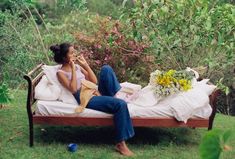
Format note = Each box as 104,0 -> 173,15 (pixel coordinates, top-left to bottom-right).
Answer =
0,90 -> 234,159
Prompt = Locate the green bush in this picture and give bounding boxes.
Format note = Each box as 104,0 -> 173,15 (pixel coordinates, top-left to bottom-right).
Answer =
0,82 -> 12,106
0,3 -> 154,86
119,0 -> 235,115
0,0 -> 234,114
86,0 -> 121,19
63,11 -> 155,84
120,0 -> 235,87
0,0 -> 85,87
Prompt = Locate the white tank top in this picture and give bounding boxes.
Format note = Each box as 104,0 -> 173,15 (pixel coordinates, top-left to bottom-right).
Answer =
57,64 -> 85,90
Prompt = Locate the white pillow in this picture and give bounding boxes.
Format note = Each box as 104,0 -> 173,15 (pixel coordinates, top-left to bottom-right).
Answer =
35,75 -> 61,100
42,65 -> 61,85
58,86 -> 78,105
169,86 -> 209,123
194,79 -> 217,96
42,65 -> 78,105
169,79 -> 216,122
120,82 -> 142,93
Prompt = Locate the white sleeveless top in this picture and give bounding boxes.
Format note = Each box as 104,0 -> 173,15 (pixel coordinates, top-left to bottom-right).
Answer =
57,64 -> 85,90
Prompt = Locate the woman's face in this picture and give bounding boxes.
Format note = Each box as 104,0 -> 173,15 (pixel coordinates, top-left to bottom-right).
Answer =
65,46 -> 76,63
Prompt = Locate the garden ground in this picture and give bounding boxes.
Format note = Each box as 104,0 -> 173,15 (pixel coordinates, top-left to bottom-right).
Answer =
0,90 -> 234,159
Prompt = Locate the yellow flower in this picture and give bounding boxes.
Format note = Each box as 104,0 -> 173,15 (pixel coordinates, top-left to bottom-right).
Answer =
150,69 -> 193,97
178,79 -> 191,91
156,75 -> 172,87
166,69 -> 176,76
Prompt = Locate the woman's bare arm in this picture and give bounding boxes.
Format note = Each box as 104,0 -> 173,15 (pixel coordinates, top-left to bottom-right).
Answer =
57,63 -> 77,94
81,64 -> 97,84
80,66 -> 89,79
77,55 -> 98,84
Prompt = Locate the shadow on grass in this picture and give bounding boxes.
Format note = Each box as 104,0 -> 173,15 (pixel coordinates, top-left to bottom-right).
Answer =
35,125 -> 197,146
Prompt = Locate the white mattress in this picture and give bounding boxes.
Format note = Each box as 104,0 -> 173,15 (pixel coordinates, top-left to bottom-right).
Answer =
35,100 -> 212,119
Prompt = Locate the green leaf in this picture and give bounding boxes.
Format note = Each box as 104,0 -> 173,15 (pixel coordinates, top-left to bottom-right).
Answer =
225,87 -> 230,96
108,36 -> 114,45
223,130 -> 232,143
122,0 -> 128,8
199,129 -> 222,159
149,32 -> 156,41
136,32 -> 142,41
205,17 -> 212,31
218,32 -> 224,46
161,6 -> 169,13
173,39 -> 181,46
0,83 -> 12,104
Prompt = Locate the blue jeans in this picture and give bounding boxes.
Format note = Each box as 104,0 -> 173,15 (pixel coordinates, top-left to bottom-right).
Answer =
73,65 -> 135,143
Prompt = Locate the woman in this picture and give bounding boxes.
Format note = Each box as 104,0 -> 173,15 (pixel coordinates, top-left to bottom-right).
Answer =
50,43 -> 135,156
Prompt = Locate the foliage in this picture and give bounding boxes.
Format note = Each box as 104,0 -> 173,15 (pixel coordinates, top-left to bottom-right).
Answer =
0,0 -> 85,87
0,0 -> 150,86
0,9 -> 48,86
215,78 -> 234,115
216,78 -> 230,96
0,0 -> 47,25
85,0 -> 134,18
71,14 -> 155,84
199,129 -> 232,159
52,0 -> 87,18
86,0 -> 120,19
120,0 -> 235,87
112,0 -> 135,7
56,0 -> 87,10
0,82 -> 12,105
119,0 -> 235,114
0,0 -> 234,114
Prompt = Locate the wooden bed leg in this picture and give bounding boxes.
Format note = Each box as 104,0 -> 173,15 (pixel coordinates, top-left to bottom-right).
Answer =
29,122 -> 34,147
208,90 -> 220,130
24,75 -> 35,147
208,108 -> 216,130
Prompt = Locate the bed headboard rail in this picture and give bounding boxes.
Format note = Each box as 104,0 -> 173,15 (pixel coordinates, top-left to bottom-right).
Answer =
23,63 -> 45,116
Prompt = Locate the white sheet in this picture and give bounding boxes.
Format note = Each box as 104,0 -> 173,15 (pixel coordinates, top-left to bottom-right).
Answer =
35,66 -> 215,122
35,100 -> 212,119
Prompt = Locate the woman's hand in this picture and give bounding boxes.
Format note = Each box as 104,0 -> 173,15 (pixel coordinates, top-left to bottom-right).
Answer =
76,54 -> 98,84
93,90 -> 101,96
69,57 -> 76,69
76,55 -> 89,68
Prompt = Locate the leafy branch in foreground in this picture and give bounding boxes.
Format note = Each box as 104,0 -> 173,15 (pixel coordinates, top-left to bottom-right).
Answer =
199,129 -> 232,159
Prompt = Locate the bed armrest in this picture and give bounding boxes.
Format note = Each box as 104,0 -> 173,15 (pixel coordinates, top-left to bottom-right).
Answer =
23,63 -> 45,117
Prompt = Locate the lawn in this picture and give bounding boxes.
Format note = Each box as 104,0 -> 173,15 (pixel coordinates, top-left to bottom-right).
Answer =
0,90 -> 234,159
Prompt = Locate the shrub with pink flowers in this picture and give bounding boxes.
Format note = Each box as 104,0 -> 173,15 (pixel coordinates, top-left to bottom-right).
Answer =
73,16 -> 156,85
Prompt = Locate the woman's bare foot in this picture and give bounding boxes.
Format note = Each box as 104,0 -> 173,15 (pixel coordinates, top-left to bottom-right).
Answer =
115,141 -> 134,157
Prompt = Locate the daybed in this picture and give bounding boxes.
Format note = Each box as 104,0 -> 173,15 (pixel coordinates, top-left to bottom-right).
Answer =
24,63 -> 220,147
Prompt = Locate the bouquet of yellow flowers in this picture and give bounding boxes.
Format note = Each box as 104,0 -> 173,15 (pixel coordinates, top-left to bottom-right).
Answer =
149,69 -> 195,97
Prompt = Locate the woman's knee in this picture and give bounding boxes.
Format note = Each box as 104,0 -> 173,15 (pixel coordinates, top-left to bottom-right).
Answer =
115,99 -> 128,112
101,65 -> 113,73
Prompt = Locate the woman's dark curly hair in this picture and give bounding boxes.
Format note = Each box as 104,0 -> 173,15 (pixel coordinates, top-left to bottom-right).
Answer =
50,43 -> 72,64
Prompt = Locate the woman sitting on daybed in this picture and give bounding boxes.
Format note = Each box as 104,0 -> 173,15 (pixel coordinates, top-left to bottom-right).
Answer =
50,43 -> 135,156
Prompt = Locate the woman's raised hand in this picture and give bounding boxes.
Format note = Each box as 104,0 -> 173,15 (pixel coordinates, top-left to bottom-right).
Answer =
76,55 -> 89,67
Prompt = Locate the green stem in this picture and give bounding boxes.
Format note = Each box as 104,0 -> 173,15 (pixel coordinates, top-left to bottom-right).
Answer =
33,6 -> 50,34
25,4 -> 50,63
